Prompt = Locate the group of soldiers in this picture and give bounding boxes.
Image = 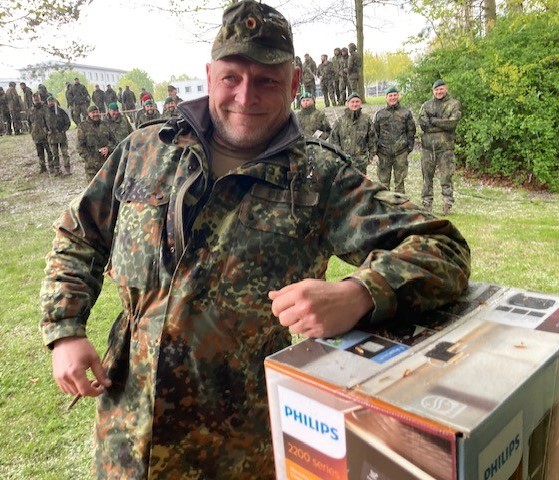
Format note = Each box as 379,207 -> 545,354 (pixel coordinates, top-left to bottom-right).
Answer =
5,80 -> 184,181
296,43 -> 362,108
296,79 -> 462,214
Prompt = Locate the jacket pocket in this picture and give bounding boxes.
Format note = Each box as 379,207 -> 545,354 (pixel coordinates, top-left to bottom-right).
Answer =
106,178 -> 171,289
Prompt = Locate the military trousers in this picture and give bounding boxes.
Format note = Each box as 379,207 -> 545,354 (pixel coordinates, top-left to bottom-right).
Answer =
338,76 -> 350,104
9,109 -> 23,133
83,155 -> 106,182
34,140 -> 54,171
377,151 -> 409,194
48,139 -> 70,174
320,79 -> 335,107
348,74 -> 360,96
421,147 -> 455,208
72,104 -> 88,125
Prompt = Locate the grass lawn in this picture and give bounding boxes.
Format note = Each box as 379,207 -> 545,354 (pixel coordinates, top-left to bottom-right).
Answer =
0,131 -> 557,478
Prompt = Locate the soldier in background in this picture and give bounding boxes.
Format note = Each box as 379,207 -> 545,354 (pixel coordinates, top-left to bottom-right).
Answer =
294,55 -> 303,109
419,79 -> 462,215
121,85 -> 137,121
77,105 -> 116,182
330,92 -> 376,174
64,82 -> 73,119
103,102 -> 134,144
295,92 -> 331,140
104,85 -> 118,110
167,85 -> 183,104
45,95 -> 71,176
92,85 -> 106,114
135,99 -> 160,128
20,82 -> 34,110
28,93 -> 54,174
302,53 -> 317,97
317,54 -> 336,108
70,77 -> 90,125
162,97 -> 179,119
331,47 -> 342,106
347,42 -> 362,96
0,87 -> 12,135
338,47 -> 350,104
6,82 -> 24,135
373,86 -> 416,194
38,84 -> 50,103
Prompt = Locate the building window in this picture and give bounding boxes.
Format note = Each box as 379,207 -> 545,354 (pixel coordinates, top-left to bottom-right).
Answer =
185,86 -> 191,93
197,85 -> 203,92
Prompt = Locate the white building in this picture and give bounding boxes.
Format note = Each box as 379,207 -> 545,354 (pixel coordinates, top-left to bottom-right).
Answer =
171,79 -> 208,101
18,62 -> 127,89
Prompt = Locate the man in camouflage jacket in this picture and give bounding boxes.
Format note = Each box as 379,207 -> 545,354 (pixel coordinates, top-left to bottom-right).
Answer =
6,81 -> 24,135
373,86 -> 416,194
0,87 -> 12,135
41,3 -> 471,479
419,79 -> 462,214
70,78 -> 91,125
121,85 -> 137,121
338,47 -> 350,104
347,42 -> 362,96
92,85 -> 106,113
330,47 -> 342,106
317,54 -> 336,107
28,93 -> 54,173
45,96 -> 71,175
104,85 -> 119,109
77,105 -> 117,181
330,92 -> 376,174
103,102 -> 134,144
135,99 -> 161,128
295,92 -> 331,140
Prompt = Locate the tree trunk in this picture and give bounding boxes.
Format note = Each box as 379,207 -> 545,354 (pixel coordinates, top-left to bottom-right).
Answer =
484,0 -> 497,32
354,0 -> 366,100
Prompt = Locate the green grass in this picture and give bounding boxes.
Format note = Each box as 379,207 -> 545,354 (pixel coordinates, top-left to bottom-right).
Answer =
1,134 -> 558,478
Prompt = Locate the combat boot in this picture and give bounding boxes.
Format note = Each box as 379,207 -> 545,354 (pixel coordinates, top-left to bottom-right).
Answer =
39,165 -> 47,174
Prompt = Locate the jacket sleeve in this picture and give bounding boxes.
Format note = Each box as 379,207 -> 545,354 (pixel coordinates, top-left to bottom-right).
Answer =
323,165 -> 471,324
406,111 -> 417,152
39,143 -> 126,346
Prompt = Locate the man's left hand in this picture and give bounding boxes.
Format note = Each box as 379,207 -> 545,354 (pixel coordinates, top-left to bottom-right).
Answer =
269,279 -> 374,338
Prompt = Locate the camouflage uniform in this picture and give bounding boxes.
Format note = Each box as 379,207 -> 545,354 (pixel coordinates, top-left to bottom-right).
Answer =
122,87 -> 137,121
104,112 -> 134,144
347,44 -> 362,96
70,81 -> 91,125
104,87 -> 119,109
373,102 -> 416,193
338,49 -> 350,104
135,108 -> 161,128
317,57 -> 336,107
40,95 -> 470,479
92,88 -> 106,113
419,93 -> 462,211
330,107 -> 376,174
331,49 -> 341,106
6,84 -> 24,134
45,103 -> 71,175
77,117 -> 116,181
295,103 -> 331,140
0,88 -> 11,135
301,61 -> 316,97
28,101 -> 54,173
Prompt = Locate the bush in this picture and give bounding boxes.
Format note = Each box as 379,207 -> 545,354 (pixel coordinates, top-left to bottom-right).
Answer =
401,11 -> 559,192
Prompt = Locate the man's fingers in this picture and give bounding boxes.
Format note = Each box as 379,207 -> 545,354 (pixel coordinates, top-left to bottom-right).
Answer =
90,357 -> 112,389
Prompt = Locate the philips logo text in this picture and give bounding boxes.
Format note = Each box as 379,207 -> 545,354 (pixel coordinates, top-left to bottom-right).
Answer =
484,434 -> 521,480
283,405 -> 340,441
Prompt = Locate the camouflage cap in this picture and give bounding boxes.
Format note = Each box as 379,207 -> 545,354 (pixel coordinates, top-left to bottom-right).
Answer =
211,1 -> 294,65
88,105 -> 99,113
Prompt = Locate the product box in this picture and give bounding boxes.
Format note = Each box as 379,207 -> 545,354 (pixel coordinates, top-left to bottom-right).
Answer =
265,283 -> 559,480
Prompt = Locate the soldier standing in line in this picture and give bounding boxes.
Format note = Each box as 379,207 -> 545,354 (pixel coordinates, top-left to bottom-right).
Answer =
295,92 -> 331,140
0,87 -> 11,135
20,82 -> 34,113
92,85 -> 106,114
347,42 -> 362,96
117,86 -> 123,106
331,47 -> 342,106
302,53 -> 317,97
28,93 -> 54,174
38,84 -> 50,103
135,99 -> 160,128
45,95 -> 71,176
121,85 -> 137,121
104,85 -> 119,110
70,77 -> 90,125
294,55 -> 303,109
419,79 -> 462,215
373,86 -> 416,194
330,92 -> 376,174
103,102 -> 134,144
338,47 -> 350,104
77,105 -> 116,182
317,54 -> 336,108
6,82 -> 24,135
167,85 -> 183,104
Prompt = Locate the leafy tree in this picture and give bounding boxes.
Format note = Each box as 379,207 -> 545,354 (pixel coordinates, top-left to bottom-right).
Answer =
44,70 -> 90,107
0,0 -> 93,61
117,69 -> 155,97
401,9 -> 559,191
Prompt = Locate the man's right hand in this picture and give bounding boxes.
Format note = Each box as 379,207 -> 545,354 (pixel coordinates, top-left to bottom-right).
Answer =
51,337 -> 111,397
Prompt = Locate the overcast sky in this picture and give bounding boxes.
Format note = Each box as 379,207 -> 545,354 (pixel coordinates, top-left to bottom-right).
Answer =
1,0 -> 426,83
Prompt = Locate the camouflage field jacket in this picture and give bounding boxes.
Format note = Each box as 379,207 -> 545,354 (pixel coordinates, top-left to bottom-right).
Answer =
40,96 -> 470,479
419,94 -> 462,152
373,102 -> 416,157
295,104 -> 331,140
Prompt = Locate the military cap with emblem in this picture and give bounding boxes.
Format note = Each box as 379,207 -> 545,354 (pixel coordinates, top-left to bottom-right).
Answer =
211,0 -> 294,65
108,102 -> 119,111
385,86 -> 399,95
300,92 -> 313,99
432,79 -> 446,89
